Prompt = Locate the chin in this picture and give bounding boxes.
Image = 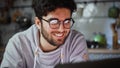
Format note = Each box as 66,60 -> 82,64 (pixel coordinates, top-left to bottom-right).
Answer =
55,40 -> 65,46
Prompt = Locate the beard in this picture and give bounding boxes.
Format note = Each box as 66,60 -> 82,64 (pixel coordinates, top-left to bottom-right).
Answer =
40,24 -> 69,46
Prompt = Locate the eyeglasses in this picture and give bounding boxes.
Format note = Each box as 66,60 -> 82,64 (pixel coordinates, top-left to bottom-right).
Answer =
41,18 -> 74,29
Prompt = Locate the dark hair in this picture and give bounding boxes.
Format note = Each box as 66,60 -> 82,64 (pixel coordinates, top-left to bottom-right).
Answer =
32,0 -> 76,19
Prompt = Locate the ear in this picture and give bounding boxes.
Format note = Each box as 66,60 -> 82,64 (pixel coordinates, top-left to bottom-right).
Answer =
34,17 -> 41,29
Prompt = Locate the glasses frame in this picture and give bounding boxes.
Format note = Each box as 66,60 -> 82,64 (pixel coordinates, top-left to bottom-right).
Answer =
41,18 -> 74,29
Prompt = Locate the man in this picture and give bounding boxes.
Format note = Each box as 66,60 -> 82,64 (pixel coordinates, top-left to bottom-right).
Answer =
0,0 -> 89,68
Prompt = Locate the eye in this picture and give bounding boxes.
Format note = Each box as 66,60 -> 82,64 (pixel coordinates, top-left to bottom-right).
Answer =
64,20 -> 71,24
49,20 -> 58,24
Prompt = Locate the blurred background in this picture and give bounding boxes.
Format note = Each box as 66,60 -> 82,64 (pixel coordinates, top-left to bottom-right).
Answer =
0,0 -> 120,63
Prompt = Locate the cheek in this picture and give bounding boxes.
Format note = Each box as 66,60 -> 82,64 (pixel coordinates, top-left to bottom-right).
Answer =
43,23 -> 51,29
66,30 -> 70,35
43,23 -> 53,33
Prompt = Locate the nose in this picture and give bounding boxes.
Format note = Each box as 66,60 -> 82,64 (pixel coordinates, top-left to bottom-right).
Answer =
58,23 -> 64,32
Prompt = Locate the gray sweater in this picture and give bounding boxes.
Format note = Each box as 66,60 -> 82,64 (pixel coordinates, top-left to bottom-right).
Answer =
1,24 -> 89,68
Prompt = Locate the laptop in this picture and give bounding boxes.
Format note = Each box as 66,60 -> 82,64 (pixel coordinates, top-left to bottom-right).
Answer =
55,57 -> 120,68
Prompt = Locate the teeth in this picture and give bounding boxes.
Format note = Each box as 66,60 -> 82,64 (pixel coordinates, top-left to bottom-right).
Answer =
55,33 -> 63,37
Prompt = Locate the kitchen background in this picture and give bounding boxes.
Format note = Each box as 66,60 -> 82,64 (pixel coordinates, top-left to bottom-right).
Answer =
1,0 -> 120,48
0,0 -> 120,62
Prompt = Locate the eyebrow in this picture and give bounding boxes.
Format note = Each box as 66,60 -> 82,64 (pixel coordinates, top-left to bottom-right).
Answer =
48,18 -> 72,21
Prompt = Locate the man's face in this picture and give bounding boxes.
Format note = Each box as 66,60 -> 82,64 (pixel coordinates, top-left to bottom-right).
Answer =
39,8 -> 71,46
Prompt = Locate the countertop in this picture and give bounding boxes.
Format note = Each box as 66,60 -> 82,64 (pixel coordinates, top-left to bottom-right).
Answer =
88,48 -> 120,54
0,47 -> 120,54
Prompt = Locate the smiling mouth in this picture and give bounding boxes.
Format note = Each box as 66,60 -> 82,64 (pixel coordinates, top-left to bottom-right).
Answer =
55,33 -> 64,37
53,33 -> 65,39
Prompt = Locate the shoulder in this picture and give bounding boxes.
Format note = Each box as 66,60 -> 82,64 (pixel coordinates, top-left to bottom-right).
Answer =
5,24 -> 37,57
69,30 -> 85,40
65,30 -> 87,48
9,24 -> 37,43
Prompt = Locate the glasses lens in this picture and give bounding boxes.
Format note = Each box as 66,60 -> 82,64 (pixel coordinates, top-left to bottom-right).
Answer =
49,20 -> 58,24
49,19 -> 59,29
64,19 -> 73,28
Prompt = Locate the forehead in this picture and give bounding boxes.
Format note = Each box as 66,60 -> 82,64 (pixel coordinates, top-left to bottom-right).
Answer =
43,8 -> 71,20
